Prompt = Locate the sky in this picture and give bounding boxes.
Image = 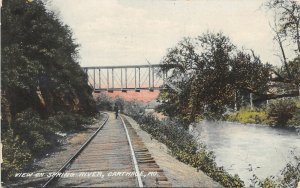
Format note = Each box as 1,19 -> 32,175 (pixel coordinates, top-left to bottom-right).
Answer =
47,0 -> 288,67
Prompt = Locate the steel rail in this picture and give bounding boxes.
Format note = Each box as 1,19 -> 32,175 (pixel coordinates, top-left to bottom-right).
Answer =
119,115 -> 144,187
42,112 -> 109,187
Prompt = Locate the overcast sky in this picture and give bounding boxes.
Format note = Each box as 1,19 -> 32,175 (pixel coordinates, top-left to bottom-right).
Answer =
47,0 -> 286,67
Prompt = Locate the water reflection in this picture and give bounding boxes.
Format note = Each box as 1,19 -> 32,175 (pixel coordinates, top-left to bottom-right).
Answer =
193,121 -> 300,186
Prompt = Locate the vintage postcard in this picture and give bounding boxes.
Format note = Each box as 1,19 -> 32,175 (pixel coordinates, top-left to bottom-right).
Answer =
1,0 -> 300,187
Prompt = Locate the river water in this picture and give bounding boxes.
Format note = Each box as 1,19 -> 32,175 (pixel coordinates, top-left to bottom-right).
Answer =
192,121 -> 300,186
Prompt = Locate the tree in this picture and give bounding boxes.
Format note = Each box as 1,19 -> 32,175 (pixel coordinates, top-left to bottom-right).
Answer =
266,0 -> 300,96
267,99 -> 297,126
1,0 -> 97,182
1,0 -> 96,122
157,32 -> 270,123
289,55 -> 300,86
95,94 -> 113,111
267,0 -> 300,53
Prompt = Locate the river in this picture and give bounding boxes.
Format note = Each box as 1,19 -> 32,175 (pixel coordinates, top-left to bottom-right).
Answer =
192,121 -> 300,186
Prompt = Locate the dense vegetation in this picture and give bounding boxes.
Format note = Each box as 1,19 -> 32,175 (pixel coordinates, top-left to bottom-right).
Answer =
130,114 -> 245,187
227,98 -> 300,127
1,0 -> 96,182
226,108 -> 268,125
156,32 -> 271,124
250,152 -> 300,188
156,0 -> 300,124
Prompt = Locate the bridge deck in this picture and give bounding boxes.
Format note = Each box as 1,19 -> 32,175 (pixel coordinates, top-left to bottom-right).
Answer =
93,87 -> 165,93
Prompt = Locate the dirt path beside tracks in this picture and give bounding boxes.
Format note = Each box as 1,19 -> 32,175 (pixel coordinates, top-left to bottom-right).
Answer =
124,115 -> 221,188
9,113 -> 170,187
8,114 -> 106,187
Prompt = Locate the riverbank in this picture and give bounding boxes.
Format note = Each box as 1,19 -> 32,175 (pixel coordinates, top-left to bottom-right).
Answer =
226,99 -> 300,128
124,115 -> 221,187
193,119 -> 300,187
128,113 -> 245,187
212,120 -> 300,133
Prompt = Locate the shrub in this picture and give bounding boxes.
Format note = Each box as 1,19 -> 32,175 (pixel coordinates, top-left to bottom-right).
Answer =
2,109 -> 94,182
123,100 -> 145,117
296,100 -> 300,108
11,109 -> 60,156
288,108 -> 300,126
250,151 -> 300,188
128,113 -> 244,187
227,108 -> 268,124
95,94 -> 113,111
267,99 -> 297,126
2,129 -> 32,181
53,111 -> 93,131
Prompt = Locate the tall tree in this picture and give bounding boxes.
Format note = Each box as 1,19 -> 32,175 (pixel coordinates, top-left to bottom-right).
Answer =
1,0 -> 97,182
267,0 -> 300,53
158,32 -> 270,122
1,0 -> 96,125
266,0 -> 300,96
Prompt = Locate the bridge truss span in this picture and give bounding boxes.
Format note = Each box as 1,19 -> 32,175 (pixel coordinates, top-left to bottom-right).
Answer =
83,64 -> 168,92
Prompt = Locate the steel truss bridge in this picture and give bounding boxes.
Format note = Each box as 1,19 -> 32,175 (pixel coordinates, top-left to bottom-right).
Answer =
83,64 -> 168,93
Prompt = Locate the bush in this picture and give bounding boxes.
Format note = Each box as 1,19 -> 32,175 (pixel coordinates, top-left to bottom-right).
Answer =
227,108 -> 268,124
250,151 -> 300,188
123,100 -> 145,117
296,99 -> 300,108
128,113 -> 244,187
53,112 -> 89,131
2,129 -> 32,181
267,99 -> 297,126
95,94 -> 113,111
2,109 -> 94,182
288,108 -> 300,126
11,109 -> 60,156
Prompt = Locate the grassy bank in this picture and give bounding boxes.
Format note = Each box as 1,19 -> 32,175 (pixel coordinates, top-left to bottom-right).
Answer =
129,113 -> 244,187
226,108 -> 268,124
226,98 -> 300,127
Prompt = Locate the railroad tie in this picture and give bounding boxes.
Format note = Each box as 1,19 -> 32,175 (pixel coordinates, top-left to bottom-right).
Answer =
122,116 -> 172,187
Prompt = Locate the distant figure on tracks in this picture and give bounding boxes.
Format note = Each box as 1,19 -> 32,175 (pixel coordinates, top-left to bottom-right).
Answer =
114,105 -> 119,119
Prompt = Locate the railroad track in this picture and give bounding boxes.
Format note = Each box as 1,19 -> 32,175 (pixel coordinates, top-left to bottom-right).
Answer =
42,112 -> 170,187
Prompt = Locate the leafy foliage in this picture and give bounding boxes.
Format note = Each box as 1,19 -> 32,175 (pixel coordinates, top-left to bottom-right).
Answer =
158,32 -> 270,123
129,113 -> 244,187
2,109 -> 94,182
250,151 -> 300,188
266,0 -> 300,54
288,56 -> 300,87
2,129 -> 32,181
227,108 -> 268,124
267,99 -> 297,126
288,107 -> 300,126
1,0 -> 97,182
96,94 -> 114,111
226,98 -> 300,127
95,95 -> 127,112
265,0 -> 300,99
1,0 -> 96,118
